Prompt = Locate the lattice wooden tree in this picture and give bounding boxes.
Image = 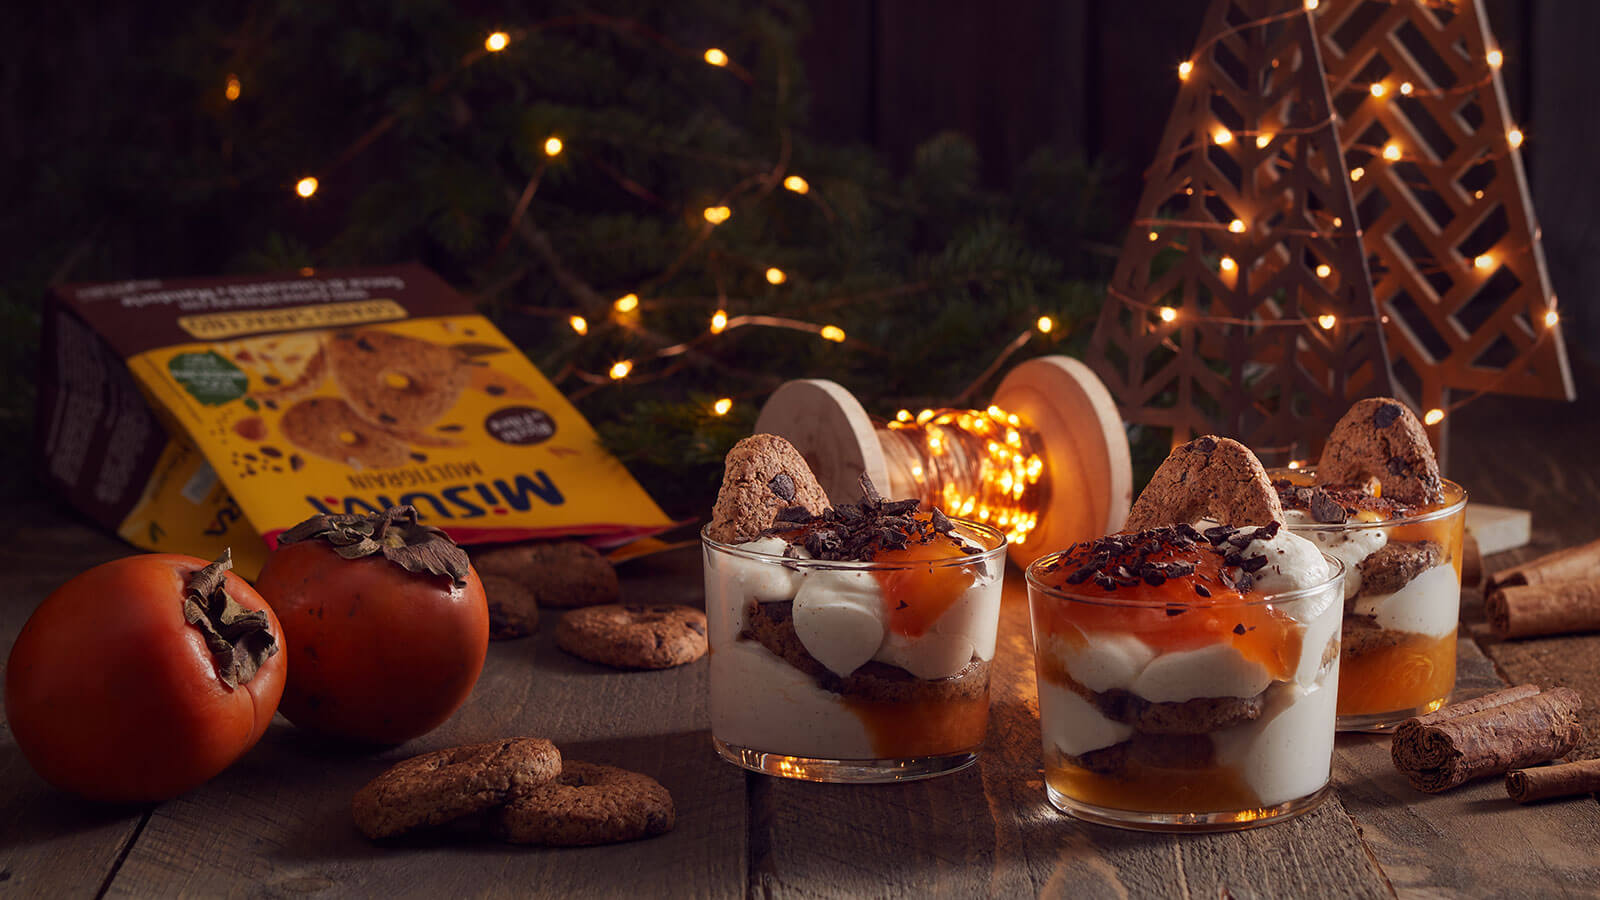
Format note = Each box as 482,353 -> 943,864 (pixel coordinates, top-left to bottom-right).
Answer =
1315,0 -> 1574,455
1088,0 -> 1392,463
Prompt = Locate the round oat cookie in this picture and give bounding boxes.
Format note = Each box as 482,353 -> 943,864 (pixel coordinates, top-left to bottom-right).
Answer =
471,542 -> 619,609
706,433 -> 831,544
352,738 -> 561,840
1124,435 -> 1283,531
481,574 -> 539,640
555,604 -> 708,669
493,761 -> 674,847
1315,397 -> 1443,505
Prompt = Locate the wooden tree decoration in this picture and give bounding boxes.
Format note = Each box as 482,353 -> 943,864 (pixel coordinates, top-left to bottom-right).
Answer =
1314,0 -> 1574,454
1088,0 -> 1392,462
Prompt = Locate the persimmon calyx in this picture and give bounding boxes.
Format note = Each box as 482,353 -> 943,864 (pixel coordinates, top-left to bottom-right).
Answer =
183,549 -> 279,689
277,505 -> 470,587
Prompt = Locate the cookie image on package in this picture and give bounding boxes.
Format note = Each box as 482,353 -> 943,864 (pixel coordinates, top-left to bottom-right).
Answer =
1315,397 -> 1443,505
493,761 -> 675,847
1124,436 -> 1283,531
471,542 -> 620,610
326,329 -> 471,434
555,604 -> 708,669
280,397 -> 418,469
707,433 -> 831,544
352,738 -> 562,840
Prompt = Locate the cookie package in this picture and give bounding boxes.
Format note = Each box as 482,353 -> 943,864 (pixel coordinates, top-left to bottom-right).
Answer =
38,264 -> 673,577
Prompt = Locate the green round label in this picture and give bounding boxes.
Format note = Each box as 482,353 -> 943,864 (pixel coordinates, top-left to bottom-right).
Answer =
169,351 -> 249,406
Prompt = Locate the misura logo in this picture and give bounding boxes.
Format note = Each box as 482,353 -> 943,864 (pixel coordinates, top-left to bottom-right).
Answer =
305,470 -> 565,519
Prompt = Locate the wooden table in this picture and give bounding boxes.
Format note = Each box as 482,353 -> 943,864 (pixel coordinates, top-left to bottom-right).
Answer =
4,374 -> 1600,898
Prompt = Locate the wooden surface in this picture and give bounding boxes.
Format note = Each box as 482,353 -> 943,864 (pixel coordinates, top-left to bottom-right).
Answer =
3,371 -> 1599,897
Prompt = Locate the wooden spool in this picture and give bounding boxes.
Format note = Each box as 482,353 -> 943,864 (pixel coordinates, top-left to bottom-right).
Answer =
754,356 -> 1131,566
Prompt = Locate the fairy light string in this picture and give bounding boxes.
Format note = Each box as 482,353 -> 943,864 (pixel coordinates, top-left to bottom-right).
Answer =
880,406 -> 1047,547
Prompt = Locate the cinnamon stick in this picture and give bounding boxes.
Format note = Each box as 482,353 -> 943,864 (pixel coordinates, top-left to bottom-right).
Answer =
1391,685 -> 1585,793
1489,536 -> 1600,589
1506,758 -> 1600,804
1486,580 -> 1600,639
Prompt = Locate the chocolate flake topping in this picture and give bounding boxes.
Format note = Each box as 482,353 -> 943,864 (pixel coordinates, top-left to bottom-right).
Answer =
279,505 -> 471,587
1274,479 -> 1413,521
1232,623 -> 1247,635
768,472 -> 797,503
766,475 -> 976,562
1043,522 -> 1282,599
182,549 -> 279,689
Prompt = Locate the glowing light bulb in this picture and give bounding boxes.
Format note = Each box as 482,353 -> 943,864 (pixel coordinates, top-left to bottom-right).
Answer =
1317,314 -> 1337,330
896,409 -> 913,423
918,409 -> 936,424
1256,134 -> 1273,149
819,325 -> 846,343
544,137 -> 563,156
704,206 -> 731,224
1333,217 -> 1343,228
1214,127 -> 1234,145
1304,0 -> 1319,9
1036,315 -> 1055,334
613,293 -> 639,313
710,309 -> 728,333
1474,190 -> 1485,200
712,398 -> 733,416
295,176 -> 318,198
704,48 -> 728,67
1220,256 -> 1237,272
1474,254 -> 1494,270
783,175 -> 809,194
1287,459 -> 1302,470
1158,306 -> 1178,322
1350,167 -> 1365,182
1178,61 -> 1194,81
1382,142 -> 1402,161
1148,230 -> 1160,242
569,315 -> 588,335
1487,49 -> 1504,68
225,75 -> 241,102
609,360 -> 632,380
1508,128 -> 1524,149
1316,264 -> 1332,278
485,32 -> 510,52
1423,408 -> 1445,426
1370,83 -> 1387,98
1229,219 -> 1246,233
1544,309 -> 1560,328
1400,81 -> 1414,96
765,267 -> 786,285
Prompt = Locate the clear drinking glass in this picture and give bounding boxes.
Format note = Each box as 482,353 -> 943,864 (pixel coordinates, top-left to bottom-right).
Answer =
701,520 -> 1006,782
1272,470 -> 1469,731
1026,550 -> 1344,831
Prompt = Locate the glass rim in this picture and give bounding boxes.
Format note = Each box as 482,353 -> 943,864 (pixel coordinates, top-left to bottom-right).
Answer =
699,518 -> 1007,570
1024,547 -> 1345,610
1269,469 -> 1468,530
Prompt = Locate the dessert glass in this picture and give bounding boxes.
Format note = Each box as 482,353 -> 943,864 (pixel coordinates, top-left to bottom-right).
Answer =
1273,470 -> 1469,731
1025,548 -> 1345,832
701,520 -> 1007,782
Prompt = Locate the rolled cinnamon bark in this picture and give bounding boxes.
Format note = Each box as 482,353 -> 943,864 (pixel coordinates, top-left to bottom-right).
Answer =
1391,685 -> 1585,793
1506,758 -> 1600,804
1486,580 -> 1600,639
1489,537 -> 1600,589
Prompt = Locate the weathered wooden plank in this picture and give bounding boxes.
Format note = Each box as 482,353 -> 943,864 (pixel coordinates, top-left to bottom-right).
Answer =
79,546 -> 744,898
0,508 -> 150,897
751,577 -> 1393,899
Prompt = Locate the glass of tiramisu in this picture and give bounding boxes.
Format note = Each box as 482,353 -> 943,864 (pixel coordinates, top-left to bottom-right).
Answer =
1271,398 -> 1468,731
702,476 -> 1007,782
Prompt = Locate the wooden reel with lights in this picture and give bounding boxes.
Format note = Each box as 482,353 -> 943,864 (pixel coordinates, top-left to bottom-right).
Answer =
754,356 -> 1131,566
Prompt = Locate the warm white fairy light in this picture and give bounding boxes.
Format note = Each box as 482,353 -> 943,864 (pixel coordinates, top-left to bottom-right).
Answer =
1474,254 -> 1494,270
1350,166 -> 1365,182
712,398 -> 733,416
1228,218 -> 1246,233
1424,408 -> 1445,426
1219,256 -> 1237,272
609,360 -> 633,380
765,267 -> 786,285
704,48 -> 728,67
1544,309 -> 1560,328
1487,49 -> 1504,68
295,177 -> 318,198
1316,264 -> 1332,278
1304,0 -> 1319,9
1158,306 -> 1178,322
1036,316 -> 1055,334
613,293 -> 639,313
225,75 -> 241,102
710,309 -> 728,333
1214,127 -> 1234,145
783,175 -> 809,194
1147,230 -> 1160,242
1256,134 -> 1273,149
704,206 -> 731,224
896,409 -> 913,423
569,315 -> 588,335
1400,81 -> 1414,96
1179,60 -> 1194,81
544,137 -> 563,156
819,325 -> 846,342
1370,83 -> 1387,98
1317,314 -> 1337,330
1382,142 -> 1402,161
485,32 -> 510,52
1508,128 -> 1524,149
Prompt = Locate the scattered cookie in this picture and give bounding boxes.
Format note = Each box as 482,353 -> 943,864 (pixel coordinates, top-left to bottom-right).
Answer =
555,604 -> 708,669
1315,397 -> 1443,505
481,574 -> 539,639
707,433 -> 831,544
326,329 -> 471,434
352,738 -> 561,840
1124,435 -> 1283,531
471,542 -> 619,609
492,761 -> 675,847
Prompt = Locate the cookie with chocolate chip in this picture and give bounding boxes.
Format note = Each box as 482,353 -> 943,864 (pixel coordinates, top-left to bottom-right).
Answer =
1125,435 -> 1283,531
352,738 -> 561,840
492,761 -> 674,847
555,604 -> 708,669
1316,397 -> 1443,505
706,433 -> 831,544
480,573 -> 539,639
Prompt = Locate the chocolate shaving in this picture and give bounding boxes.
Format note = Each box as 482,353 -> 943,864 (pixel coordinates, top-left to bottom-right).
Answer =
181,550 -> 279,689
1232,623 -> 1247,635
1310,489 -> 1347,524
278,505 -> 471,587
1194,583 -> 1211,598
764,474 -> 975,563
